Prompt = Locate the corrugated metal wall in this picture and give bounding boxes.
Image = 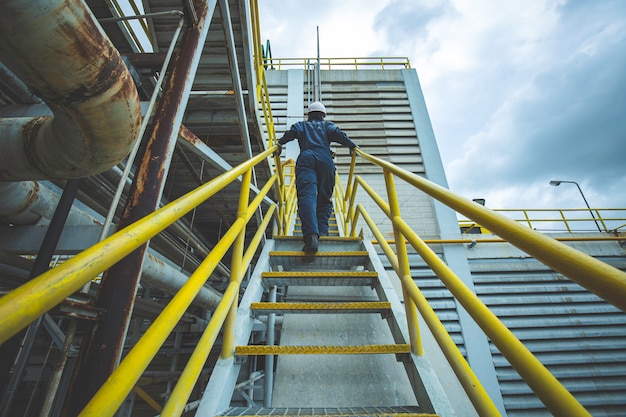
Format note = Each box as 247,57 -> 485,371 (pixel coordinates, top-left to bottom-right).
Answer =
468,240 -> 626,416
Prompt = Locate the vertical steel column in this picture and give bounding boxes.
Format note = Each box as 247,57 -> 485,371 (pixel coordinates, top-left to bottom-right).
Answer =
219,0 -> 265,240
63,1 -> 218,415
219,0 -> 253,163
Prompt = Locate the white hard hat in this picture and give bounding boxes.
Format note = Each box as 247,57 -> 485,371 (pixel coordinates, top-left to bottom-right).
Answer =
308,101 -> 326,115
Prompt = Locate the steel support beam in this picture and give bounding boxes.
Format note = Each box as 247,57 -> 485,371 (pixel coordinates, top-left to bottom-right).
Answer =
63,1 -> 218,414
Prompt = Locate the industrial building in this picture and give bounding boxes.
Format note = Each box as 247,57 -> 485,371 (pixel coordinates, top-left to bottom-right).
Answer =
0,1 -> 624,416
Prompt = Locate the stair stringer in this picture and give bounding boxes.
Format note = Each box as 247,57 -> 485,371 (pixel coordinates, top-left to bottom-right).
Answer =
194,240 -> 275,417
363,240 -> 477,417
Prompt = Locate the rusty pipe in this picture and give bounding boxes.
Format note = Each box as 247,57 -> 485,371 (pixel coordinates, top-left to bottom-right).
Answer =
0,0 -> 141,181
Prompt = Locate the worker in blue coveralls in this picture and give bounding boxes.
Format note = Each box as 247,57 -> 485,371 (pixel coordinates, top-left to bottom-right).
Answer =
276,101 -> 358,253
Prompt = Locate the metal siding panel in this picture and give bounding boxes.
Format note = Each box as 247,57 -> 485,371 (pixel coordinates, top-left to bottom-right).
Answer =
472,259 -> 626,416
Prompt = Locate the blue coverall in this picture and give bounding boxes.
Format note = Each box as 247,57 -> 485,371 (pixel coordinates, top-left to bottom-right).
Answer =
278,119 -> 357,238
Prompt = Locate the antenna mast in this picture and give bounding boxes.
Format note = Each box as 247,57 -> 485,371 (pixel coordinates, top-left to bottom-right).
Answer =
315,26 -> 321,102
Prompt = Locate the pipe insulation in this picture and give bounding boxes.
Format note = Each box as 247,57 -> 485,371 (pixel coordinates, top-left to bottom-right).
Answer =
0,0 -> 141,181
0,180 -> 224,309
0,181 -> 98,225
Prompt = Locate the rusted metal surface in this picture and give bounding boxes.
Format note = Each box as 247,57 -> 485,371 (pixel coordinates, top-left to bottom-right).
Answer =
60,300 -> 105,321
125,52 -> 168,72
0,0 -> 141,181
63,0 -> 219,414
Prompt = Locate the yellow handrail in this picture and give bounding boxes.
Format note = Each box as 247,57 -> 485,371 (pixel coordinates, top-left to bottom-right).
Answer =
79,163 -> 279,416
160,204 -> 277,417
340,148 -> 626,417
393,217 -> 589,417
352,148 -> 626,312
353,205 -> 501,417
0,148 -> 278,345
340,186 -> 500,416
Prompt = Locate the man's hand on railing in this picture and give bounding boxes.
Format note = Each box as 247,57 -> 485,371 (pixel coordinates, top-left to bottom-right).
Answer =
350,145 -> 360,156
273,143 -> 283,157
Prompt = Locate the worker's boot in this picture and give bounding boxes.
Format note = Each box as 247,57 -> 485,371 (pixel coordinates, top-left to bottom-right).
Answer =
302,233 -> 319,253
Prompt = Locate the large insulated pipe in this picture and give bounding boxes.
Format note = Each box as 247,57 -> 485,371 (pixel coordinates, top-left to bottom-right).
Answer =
0,181 -> 98,225
0,180 -> 223,309
0,0 -> 141,181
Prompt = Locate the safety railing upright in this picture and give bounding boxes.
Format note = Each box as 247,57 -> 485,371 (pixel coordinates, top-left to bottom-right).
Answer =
339,148 -> 626,417
459,207 -> 626,233
250,0 -> 285,233
0,146 -> 284,417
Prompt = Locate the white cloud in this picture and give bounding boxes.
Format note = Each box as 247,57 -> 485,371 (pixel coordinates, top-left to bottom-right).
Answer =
259,0 -> 626,209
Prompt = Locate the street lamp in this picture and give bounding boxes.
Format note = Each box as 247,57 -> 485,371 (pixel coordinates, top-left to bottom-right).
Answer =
549,180 -> 602,232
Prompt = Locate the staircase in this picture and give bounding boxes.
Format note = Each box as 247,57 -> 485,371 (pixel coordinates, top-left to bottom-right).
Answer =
195,211 -> 458,417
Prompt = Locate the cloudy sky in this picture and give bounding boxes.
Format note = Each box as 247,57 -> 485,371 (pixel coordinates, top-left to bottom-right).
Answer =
259,0 -> 626,213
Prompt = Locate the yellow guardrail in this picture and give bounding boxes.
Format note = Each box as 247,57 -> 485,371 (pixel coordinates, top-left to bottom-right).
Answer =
0,146 -> 283,416
350,203 -> 499,417
339,148 -> 626,417
263,56 -> 411,70
347,149 -> 626,312
459,208 -> 626,233
250,0 -> 285,234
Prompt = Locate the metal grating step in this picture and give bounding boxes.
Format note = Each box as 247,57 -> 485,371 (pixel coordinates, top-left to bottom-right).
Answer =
250,301 -> 391,315
261,271 -> 378,287
235,344 -> 410,356
217,405 -> 437,416
269,251 -> 370,271
274,236 -> 362,242
295,221 -> 338,228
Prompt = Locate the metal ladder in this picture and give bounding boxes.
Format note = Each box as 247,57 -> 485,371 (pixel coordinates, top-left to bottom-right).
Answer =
196,227 -> 457,416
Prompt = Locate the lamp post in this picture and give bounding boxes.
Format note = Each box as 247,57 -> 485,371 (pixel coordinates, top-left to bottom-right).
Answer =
549,180 -> 602,232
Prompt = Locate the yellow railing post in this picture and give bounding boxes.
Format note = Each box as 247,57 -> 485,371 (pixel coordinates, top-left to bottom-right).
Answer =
595,209 -> 609,231
344,151 -> 357,204
559,210 -> 572,232
222,169 -> 252,358
344,151 -> 358,232
383,170 -> 422,355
